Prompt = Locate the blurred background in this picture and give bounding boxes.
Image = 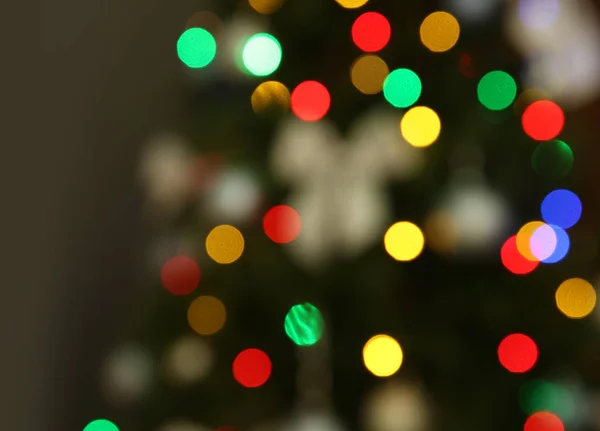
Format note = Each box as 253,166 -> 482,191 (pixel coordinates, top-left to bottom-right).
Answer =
26,0 -> 600,430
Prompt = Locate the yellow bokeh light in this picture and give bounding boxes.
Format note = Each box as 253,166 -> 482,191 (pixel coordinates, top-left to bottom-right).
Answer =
335,0 -> 368,9
424,211 -> 458,255
555,278 -> 597,319
249,0 -> 286,14
513,88 -> 551,116
187,295 -> 227,335
251,81 -> 290,115
206,225 -> 245,264
400,106 -> 441,148
384,221 -> 425,261
420,11 -> 460,53
363,334 -> 403,377
516,221 -> 545,261
350,55 -> 390,95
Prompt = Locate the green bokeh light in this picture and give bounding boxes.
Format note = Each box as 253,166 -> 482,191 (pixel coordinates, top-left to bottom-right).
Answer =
519,380 -> 577,423
532,140 -> 574,180
383,68 -> 422,108
284,303 -> 324,346
83,419 -> 119,431
477,70 -> 517,110
177,28 -> 217,69
242,33 -> 282,77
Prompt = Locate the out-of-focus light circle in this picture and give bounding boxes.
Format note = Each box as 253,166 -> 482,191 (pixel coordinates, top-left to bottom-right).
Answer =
524,412 -> 565,431
187,295 -> 226,335
541,189 -> 582,229
400,106 -> 441,148
164,336 -> 213,385
424,211 -> 459,255
205,167 -> 262,224
161,256 -> 201,295
383,68 -> 422,108
263,205 -> 302,243
501,236 -> 538,275
335,0 -> 368,9
477,71 -> 518,110
284,303 -> 324,346
498,333 -> 538,373
542,225 -> 569,264
522,100 -> 565,141
206,225 -> 245,264
350,55 -> 389,95
532,140 -> 574,180
177,28 -> 217,69
249,0 -> 285,14
420,11 -> 460,53
363,334 -> 403,377
529,223 -> 558,261
518,0 -> 560,30
519,380 -> 577,421
251,81 -> 290,114
233,348 -> 272,388
84,420 -> 119,431
351,12 -> 391,52
384,221 -> 425,261
516,221 -> 546,261
555,278 -> 596,319
157,419 -> 211,431
242,33 -> 282,77
101,345 -> 153,406
445,0 -> 501,24
291,81 -> 331,122
185,12 -> 222,34
514,89 -> 550,116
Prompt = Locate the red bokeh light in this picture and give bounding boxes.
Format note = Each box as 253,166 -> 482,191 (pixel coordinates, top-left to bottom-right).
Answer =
290,81 -> 331,122
498,333 -> 538,373
524,412 -> 564,431
232,348 -> 272,388
522,100 -> 564,141
160,255 -> 201,295
263,205 -> 302,244
500,236 -> 538,275
351,12 -> 391,52
459,52 -> 474,78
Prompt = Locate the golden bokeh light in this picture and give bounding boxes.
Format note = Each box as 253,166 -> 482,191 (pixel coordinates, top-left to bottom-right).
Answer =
251,81 -> 290,115
206,225 -> 245,264
363,334 -> 403,377
384,221 -> 425,261
420,11 -> 460,53
350,55 -> 390,95
513,88 -> 551,116
187,295 -> 227,335
516,221 -> 545,261
555,278 -> 597,319
335,0 -> 368,9
249,0 -> 286,14
400,106 -> 441,148
424,211 -> 458,255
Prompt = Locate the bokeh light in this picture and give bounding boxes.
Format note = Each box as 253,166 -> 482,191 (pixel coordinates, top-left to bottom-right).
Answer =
420,11 -> 460,53
400,106 -> 441,148
477,70 -> 517,110
251,81 -> 290,115
164,336 -> 213,385
383,68 -> 422,108
541,189 -> 582,229
384,221 -> 425,261
291,81 -> 331,122
242,33 -> 282,77
284,303 -> 324,346
206,225 -> 245,264
424,211 -> 459,255
524,412 -> 564,431
363,334 -> 403,377
501,236 -> 538,275
350,55 -> 389,95
263,205 -> 302,243
522,100 -> 565,141
351,12 -> 391,52
513,88 -> 550,116
101,344 -> 153,406
161,256 -> 201,295
518,0 -> 560,30
555,278 -> 596,319
233,348 -> 272,388
249,0 -> 285,14
84,419 -> 119,431
520,380 -> 577,422
335,0 -> 369,9
529,223 -> 558,262
532,140 -> 573,180
497,333 -> 538,373
516,221 -> 546,261
541,225 -> 570,264
187,295 -> 226,335
185,12 -> 222,34
177,28 -> 217,69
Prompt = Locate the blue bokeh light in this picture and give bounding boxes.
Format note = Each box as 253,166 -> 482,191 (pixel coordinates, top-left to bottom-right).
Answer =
541,225 -> 570,264
541,189 -> 582,229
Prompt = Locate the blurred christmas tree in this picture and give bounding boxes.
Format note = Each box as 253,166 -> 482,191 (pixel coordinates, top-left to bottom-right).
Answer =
91,0 -> 600,431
